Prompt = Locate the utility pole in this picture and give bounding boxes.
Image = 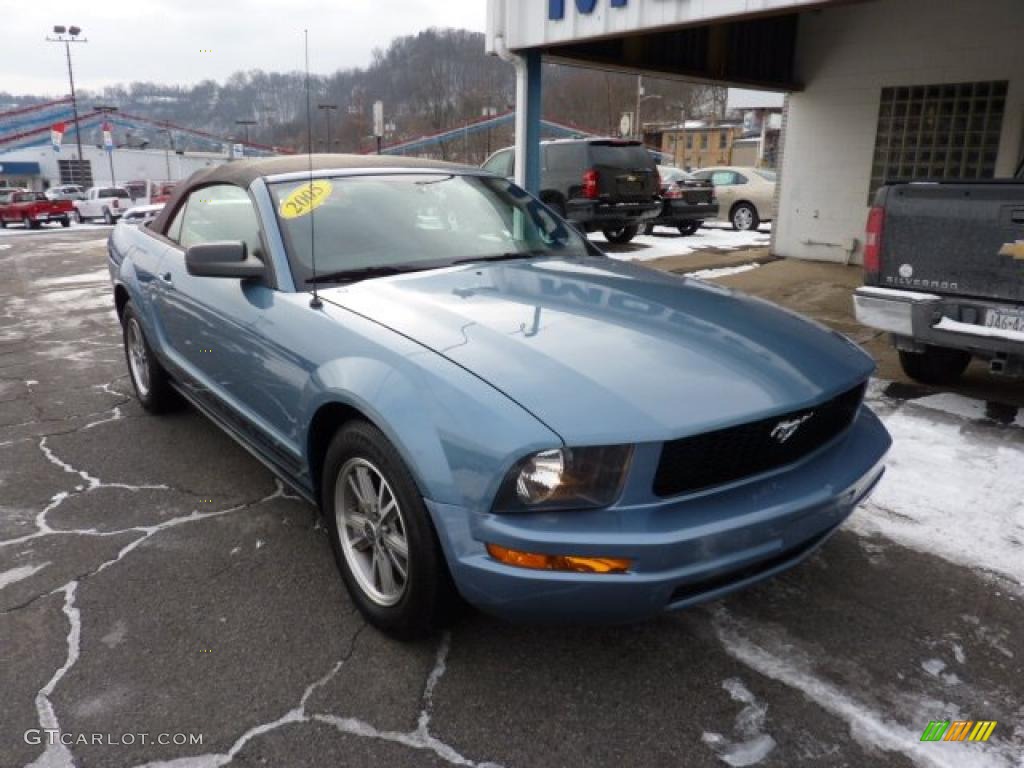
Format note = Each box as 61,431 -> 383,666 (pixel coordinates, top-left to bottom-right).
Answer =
235,118 -> 256,156
46,25 -> 87,179
94,105 -> 118,185
318,104 -> 337,154
162,128 -> 176,180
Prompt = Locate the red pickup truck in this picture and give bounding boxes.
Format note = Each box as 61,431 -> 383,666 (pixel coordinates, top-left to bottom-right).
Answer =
0,191 -> 73,229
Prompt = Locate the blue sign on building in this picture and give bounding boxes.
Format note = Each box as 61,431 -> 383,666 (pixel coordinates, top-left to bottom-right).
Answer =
0,161 -> 42,176
549,0 -> 628,21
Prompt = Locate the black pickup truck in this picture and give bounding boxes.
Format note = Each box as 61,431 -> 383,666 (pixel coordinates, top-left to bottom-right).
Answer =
853,160 -> 1024,384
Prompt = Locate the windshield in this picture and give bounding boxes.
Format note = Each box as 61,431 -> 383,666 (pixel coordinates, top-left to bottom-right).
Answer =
270,173 -> 590,285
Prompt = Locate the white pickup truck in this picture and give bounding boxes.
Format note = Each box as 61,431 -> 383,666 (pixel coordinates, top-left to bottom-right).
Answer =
74,186 -> 132,224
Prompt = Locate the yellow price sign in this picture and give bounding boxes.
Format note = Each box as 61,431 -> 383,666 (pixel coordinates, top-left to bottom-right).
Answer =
279,180 -> 333,220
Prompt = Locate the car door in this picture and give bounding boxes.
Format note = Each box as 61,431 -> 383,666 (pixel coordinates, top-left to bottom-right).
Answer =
152,183 -> 306,471
704,170 -> 739,213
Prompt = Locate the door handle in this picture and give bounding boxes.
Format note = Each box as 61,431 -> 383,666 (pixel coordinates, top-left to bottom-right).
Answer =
158,271 -> 174,288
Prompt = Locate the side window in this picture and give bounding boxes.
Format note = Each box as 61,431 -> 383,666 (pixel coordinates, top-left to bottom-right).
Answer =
711,171 -> 735,186
483,150 -> 513,177
545,144 -> 583,174
165,203 -> 186,243
733,173 -> 749,185
178,184 -> 263,258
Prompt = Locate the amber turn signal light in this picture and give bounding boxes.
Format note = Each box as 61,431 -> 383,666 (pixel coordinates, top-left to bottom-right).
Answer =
486,543 -> 631,574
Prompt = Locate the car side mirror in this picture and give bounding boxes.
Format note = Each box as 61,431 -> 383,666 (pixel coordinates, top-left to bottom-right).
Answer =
185,241 -> 265,279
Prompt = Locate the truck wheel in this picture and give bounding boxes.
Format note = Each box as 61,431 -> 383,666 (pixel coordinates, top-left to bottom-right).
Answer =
122,303 -> 177,413
60,217 -> 70,228
731,202 -> 760,232
103,208 -> 114,225
0,218 -> 6,229
678,222 -> 701,236
23,216 -> 39,230
603,225 -> 639,244
322,421 -> 457,639
642,222 -> 655,235
898,346 -> 971,385
75,210 -> 84,224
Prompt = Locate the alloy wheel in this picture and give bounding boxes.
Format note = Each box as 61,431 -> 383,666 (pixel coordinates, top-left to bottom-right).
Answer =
126,318 -> 151,397
334,457 -> 409,607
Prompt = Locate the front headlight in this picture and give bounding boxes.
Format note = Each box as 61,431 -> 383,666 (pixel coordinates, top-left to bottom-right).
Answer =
493,445 -> 634,512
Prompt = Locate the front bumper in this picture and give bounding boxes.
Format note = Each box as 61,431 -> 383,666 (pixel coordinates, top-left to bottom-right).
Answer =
853,287 -> 1024,356
428,406 -> 891,623
565,199 -> 661,229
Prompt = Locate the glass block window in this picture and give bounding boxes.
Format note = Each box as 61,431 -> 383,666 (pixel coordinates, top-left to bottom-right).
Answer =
869,80 -> 1007,203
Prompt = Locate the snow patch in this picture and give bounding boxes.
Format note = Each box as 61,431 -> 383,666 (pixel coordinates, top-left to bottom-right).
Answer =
850,401 -> 1024,586
26,583 -> 80,768
33,269 -> 110,287
595,225 -> 770,263
686,263 -> 760,280
934,316 -> 1024,344
713,609 -> 1022,768
921,658 -> 960,686
702,678 -> 776,766
0,561 -> 50,590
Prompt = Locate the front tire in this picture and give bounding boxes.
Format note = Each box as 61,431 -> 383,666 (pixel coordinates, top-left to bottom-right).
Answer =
60,216 -> 70,228
121,303 -> 177,413
731,202 -> 760,232
898,346 -> 971,385
103,208 -> 114,225
678,221 -> 701,236
322,421 -> 456,639
602,224 -> 639,244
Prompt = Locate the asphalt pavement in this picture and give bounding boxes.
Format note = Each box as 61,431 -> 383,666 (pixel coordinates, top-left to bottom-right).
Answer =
1,229 -> 1022,768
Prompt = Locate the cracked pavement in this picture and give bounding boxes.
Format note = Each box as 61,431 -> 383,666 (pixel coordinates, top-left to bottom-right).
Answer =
1,229 -> 1022,768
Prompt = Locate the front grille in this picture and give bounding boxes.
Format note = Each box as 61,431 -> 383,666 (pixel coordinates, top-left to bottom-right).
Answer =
652,383 -> 867,498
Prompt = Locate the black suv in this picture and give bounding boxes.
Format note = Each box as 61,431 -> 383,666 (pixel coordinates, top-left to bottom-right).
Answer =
482,138 -> 661,244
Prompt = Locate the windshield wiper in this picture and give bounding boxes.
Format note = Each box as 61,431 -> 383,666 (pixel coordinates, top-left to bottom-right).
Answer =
450,250 -> 552,266
306,265 -> 422,285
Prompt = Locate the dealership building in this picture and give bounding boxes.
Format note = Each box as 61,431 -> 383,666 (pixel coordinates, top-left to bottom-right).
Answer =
486,0 -> 1024,264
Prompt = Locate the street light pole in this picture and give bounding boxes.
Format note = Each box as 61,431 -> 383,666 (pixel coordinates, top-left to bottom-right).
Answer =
318,104 -> 337,153
45,26 -> 87,173
94,105 -> 118,185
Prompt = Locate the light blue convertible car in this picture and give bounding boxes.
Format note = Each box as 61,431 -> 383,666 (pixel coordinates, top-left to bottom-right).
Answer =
109,155 -> 891,637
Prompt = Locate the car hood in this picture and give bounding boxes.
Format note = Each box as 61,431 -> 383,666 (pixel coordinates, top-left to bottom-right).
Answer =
320,257 -> 874,444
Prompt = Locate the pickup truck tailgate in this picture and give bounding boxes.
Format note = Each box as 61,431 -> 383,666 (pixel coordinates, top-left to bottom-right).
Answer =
879,183 -> 1024,302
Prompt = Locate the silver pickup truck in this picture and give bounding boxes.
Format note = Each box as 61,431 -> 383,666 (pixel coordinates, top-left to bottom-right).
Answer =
853,160 -> 1024,384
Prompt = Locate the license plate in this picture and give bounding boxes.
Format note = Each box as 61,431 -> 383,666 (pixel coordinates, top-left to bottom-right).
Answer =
985,308 -> 1024,333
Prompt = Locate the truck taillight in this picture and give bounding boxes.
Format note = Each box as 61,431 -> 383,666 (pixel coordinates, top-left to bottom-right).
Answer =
112,199 -> 119,209
663,185 -> 683,199
864,206 -> 885,274
582,169 -> 599,200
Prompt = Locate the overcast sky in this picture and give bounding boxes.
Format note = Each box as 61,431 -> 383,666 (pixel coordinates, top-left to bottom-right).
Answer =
2,0 -> 486,97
